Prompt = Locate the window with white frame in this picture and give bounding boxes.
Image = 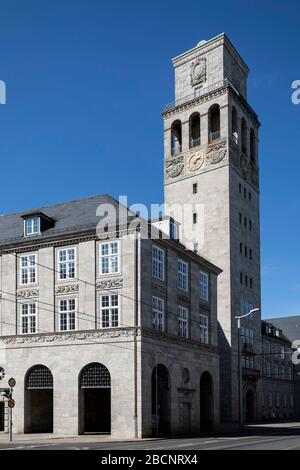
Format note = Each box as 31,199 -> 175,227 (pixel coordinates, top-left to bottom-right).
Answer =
152,296 -> 164,332
58,248 -> 76,280
152,246 -> 165,281
99,294 -> 119,328
178,260 -> 188,291
264,360 -> 271,377
280,346 -> 285,360
24,217 -> 40,237
58,298 -> 76,331
178,306 -> 188,338
199,271 -> 209,301
20,254 -> 37,285
200,314 -> 209,344
99,241 -> 119,275
20,303 -> 37,334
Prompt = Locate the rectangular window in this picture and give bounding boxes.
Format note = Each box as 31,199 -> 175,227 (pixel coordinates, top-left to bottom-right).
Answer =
99,294 -> 119,328
200,314 -> 209,344
268,392 -> 273,407
20,303 -> 37,334
152,246 -> 165,281
178,306 -> 188,338
20,254 -> 37,285
283,394 -> 287,407
99,241 -> 119,275
239,212 -> 242,224
276,393 -> 280,407
193,183 -> 198,194
249,220 -> 252,231
169,222 -> 177,240
193,213 -> 197,224
152,296 -> 164,332
58,298 -> 76,331
194,86 -> 203,97
178,259 -> 188,291
58,248 -> 76,280
199,271 -> 209,300
24,217 -> 40,237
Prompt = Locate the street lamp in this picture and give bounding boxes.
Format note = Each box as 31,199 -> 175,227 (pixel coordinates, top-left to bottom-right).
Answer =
235,308 -> 259,428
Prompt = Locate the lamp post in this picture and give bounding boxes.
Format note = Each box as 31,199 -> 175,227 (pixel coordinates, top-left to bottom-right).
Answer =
235,308 -> 259,428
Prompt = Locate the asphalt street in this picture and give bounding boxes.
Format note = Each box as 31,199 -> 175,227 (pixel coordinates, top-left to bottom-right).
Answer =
1,429 -> 300,450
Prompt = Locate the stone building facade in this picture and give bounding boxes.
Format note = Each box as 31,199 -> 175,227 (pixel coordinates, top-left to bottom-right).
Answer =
163,33 -> 262,426
261,321 -> 295,420
0,195 -> 221,437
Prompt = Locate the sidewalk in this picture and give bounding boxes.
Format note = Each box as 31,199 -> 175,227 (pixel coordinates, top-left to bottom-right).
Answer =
0,433 -> 143,445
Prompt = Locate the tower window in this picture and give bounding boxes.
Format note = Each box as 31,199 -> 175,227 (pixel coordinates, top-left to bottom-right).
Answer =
241,118 -> 247,154
244,216 -> 247,228
240,242 -> 242,254
245,275 -> 248,287
193,183 -> 198,194
249,249 -> 253,260
250,278 -> 253,289
189,112 -> 201,148
249,191 -> 252,202
208,104 -> 220,142
193,213 -> 197,224
171,120 -> 182,156
239,212 -> 242,224
239,183 -> 242,194
250,128 -> 256,163
232,107 -> 238,144
244,188 -> 247,199
244,246 -> 248,257
240,273 -> 243,285
249,220 -> 252,231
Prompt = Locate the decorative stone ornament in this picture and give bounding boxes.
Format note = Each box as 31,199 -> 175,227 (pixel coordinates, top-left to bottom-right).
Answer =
165,156 -> 185,179
16,289 -> 39,299
96,278 -> 123,290
55,284 -> 79,295
190,58 -> 207,86
187,151 -> 204,172
207,149 -> 227,165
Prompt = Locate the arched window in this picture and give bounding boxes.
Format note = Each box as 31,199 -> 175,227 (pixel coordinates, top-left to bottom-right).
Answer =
26,364 -> 53,389
241,118 -> 247,154
171,120 -> 182,156
208,105 -> 220,142
232,107 -> 238,144
189,113 -> 201,149
250,128 -> 256,163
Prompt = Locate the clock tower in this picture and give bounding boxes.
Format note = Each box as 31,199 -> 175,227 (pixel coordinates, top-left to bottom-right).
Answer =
163,34 -> 262,426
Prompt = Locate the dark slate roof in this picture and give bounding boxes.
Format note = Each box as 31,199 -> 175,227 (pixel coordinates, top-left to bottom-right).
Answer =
266,317 -> 300,343
0,194 -> 135,247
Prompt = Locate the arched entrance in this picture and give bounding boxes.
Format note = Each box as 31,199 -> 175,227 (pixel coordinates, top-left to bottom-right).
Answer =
200,371 -> 213,432
24,365 -> 53,433
245,389 -> 255,422
79,363 -> 111,434
152,364 -> 170,436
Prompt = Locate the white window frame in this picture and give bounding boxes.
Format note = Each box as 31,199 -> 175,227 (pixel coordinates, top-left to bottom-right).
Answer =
178,259 -> 188,291
20,254 -> 37,286
99,241 -> 120,276
99,294 -> 120,328
20,302 -> 37,334
57,247 -> 77,280
178,306 -> 188,338
200,314 -> 209,344
24,217 -> 40,237
199,271 -> 209,301
58,298 -> 77,332
152,296 -> 164,332
152,245 -> 165,281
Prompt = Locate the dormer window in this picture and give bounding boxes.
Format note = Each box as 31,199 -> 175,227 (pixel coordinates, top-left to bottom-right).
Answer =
22,211 -> 55,237
24,217 -> 40,237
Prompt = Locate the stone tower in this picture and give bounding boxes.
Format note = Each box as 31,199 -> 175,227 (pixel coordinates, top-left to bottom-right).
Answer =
163,34 -> 262,426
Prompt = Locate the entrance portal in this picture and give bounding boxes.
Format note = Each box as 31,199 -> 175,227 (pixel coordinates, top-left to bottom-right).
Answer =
79,363 -> 111,434
245,389 -> 255,422
151,364 -> 170,436
200,371 -> 213,432
24,365 -> 53,433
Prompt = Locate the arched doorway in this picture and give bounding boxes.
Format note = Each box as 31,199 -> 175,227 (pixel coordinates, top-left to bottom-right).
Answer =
24,365 -> 53,433
79,363 -> 111,434
200,371 -> 213,432
245,389 -> 255,422
152,364 -> 170,436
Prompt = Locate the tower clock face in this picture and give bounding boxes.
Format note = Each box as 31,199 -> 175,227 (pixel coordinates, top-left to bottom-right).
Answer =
0,367 -> 5,381
187,151 -> 204,172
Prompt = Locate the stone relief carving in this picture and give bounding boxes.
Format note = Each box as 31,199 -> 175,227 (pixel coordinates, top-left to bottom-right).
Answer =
16,288 -> 39,299
55,284 -> 79,295
190,58 -> 207,86
165,156 -> 184,179
96,278 -> 123,290
206,139 -> 226,154
207,149 -> 227,165
152,283 -> 167,296
240,153 -> 250,178
187,151 -> 204,172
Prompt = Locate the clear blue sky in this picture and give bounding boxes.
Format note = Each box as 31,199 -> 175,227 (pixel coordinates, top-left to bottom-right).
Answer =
0,0 -> 299,319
